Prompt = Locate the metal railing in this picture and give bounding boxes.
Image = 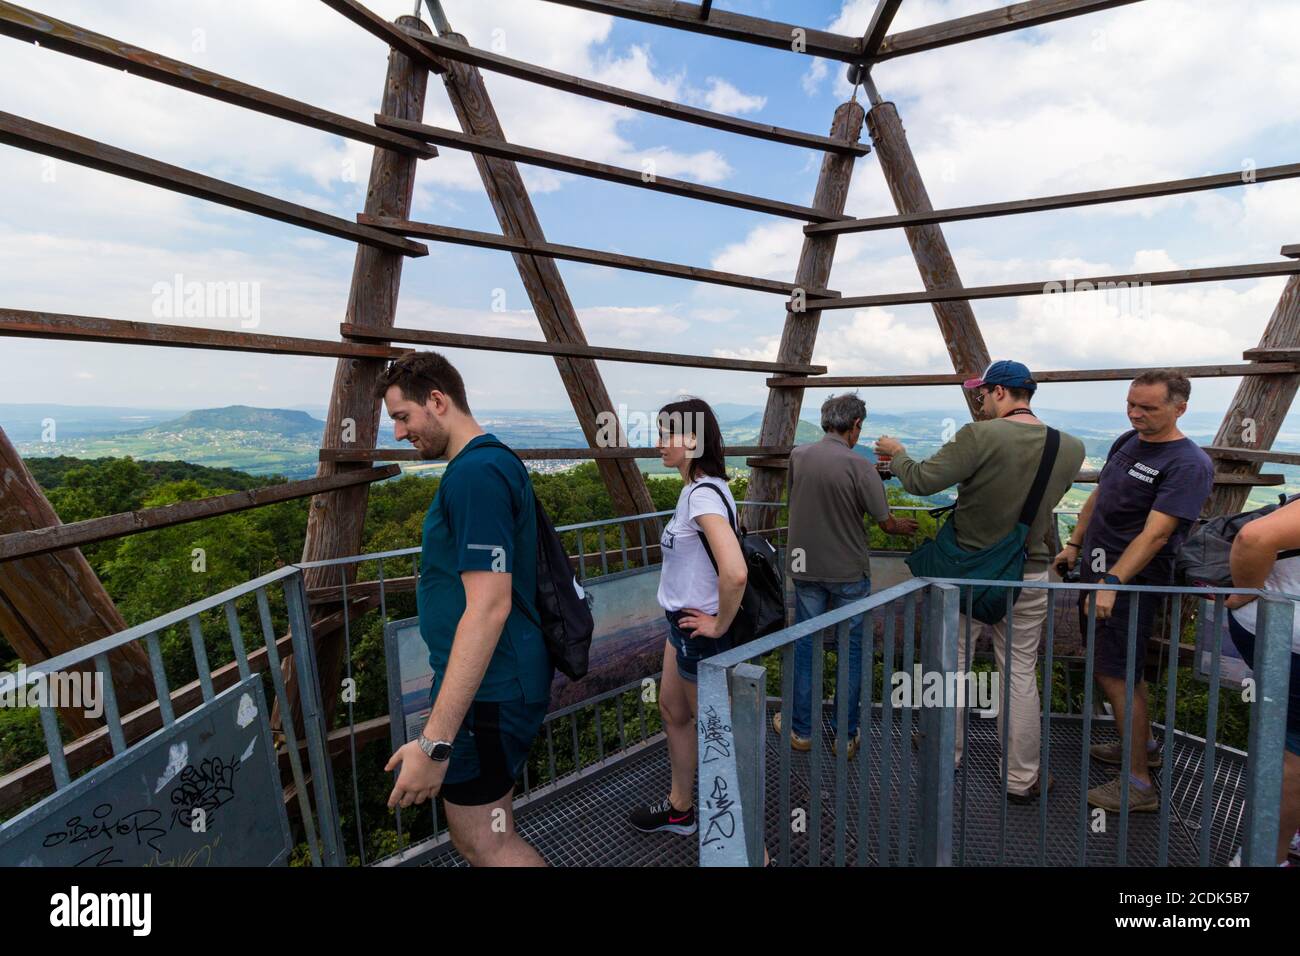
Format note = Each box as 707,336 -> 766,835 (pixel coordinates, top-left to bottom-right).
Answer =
0,565 -> 344,866
697,577 -> 1295,868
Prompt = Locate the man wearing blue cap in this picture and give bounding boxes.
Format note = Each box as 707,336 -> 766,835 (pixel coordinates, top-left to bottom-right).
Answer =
876,360 -> 1085,802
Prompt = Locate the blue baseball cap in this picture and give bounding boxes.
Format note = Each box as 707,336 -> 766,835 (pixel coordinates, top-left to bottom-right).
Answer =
964,360 -> 1037,393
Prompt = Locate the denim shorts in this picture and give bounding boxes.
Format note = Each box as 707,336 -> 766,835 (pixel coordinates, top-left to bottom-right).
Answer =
665,609 -> 736,683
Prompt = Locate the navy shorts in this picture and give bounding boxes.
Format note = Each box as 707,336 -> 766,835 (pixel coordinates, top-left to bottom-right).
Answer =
666,609 -> 736,683
1227,614 -> 1300,757
1081,585 -> 1161,680
440,698 -> 549,806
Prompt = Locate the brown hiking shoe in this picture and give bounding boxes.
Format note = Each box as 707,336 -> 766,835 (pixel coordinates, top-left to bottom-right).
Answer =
771,712 -> 811,752
1090,739 -> 1162,770
1087,775 -> 1159,813
833,730 -> 860,760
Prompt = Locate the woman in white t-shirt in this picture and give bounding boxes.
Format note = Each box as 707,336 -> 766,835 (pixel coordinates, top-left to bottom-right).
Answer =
628,398 -> 748,838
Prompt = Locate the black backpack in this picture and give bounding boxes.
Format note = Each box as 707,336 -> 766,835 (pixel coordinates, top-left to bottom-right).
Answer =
687,483 -> 786,644
1175,492 -> 1300,587
470,440 -> 594,680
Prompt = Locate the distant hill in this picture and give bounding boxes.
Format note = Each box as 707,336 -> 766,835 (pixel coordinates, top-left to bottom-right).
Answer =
157,406 -> 323,439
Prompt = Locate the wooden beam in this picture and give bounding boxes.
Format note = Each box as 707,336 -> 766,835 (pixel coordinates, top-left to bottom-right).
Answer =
291,14 -> 433,733
767,363 -> 1300,388
0,308 -> 409,359
375,114 -> 849,223
360,214 -> 835,297
0,1 -> 436,158
321,446 -> 788,462
1204,446 -> 1300,467
1244,347 -> 1300,362
862,0 -> 906,59
806,161 -> 1300,236
1205,276 -> 1300,516
745,101 -> 866,529
867,99 -> 990,420
0,426 -> 152,739
401,28 -> 867,156
803,260 -> 1300,311
1283,244 -> 1300,259
431,30 -> 659,540
317,0 -> 447,73
740,458 -> 1282,487
0,466 -> 400,562
343,322 -> 826,374
0,111 -> 427,256
873,0 -> 1147,62
531,0 -> 863,62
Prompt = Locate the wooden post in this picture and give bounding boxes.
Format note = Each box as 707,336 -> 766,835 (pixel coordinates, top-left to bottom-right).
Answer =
434,31 -> 656,523
866,96 -> 991,421
1203,275 -> 1300,516
286,14 -> 432,729
744,100 -> 865,526
0,426 -> 152,738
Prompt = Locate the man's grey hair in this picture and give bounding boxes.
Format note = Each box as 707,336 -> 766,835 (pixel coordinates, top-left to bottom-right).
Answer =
821,392 -> 866,434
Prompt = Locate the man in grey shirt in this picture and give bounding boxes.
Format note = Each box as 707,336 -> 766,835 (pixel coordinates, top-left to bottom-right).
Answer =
774,393 -> 917,757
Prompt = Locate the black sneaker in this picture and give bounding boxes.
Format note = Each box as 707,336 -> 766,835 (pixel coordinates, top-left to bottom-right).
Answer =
629,796 -> 697,835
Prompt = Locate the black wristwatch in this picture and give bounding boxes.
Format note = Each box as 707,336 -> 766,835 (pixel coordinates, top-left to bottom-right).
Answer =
418,733 -> 453,762
1100,573 -> 1122,586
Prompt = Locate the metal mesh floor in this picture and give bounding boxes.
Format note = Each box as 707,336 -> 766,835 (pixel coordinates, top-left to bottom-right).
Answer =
416,706 -> 1247,867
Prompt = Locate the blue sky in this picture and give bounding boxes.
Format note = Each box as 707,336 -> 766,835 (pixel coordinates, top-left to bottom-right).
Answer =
2,0 -> 1299,424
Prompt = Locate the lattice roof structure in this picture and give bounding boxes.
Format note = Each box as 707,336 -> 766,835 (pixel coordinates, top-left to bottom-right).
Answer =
2,0 -> 1300,742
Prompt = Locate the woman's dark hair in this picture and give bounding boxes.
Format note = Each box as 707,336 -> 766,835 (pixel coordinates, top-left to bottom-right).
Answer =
658,397 -> 727,482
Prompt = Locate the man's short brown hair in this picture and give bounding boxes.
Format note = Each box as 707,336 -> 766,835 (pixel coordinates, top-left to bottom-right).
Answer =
374,351 -> 471,413
1131,369 -> 1191,405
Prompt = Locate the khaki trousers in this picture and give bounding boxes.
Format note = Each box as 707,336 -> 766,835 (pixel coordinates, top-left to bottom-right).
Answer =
954,569 -> 1050,795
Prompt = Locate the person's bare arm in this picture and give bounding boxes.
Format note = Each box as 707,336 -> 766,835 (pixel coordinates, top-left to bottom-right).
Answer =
1226,499 -> 1300,608
385,570 -> 511,808
1092,509 -> 1180,619
677,513 -> 747,639
423,571 -> 512,739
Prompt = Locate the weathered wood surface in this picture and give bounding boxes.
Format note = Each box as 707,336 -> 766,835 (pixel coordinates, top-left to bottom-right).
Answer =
377,114 -> 850,223
868,100 -> 990,421
807,161 -> 1300,236
0,111 -> 426,256
402,27 -> 866,156
0,1 -> 435,157
744,101 -> 865,529
1204,276 -> 1300,516
0,309 -> 408,359
0,466 -> 400,562
359,213 -> 837,296
0,426 -> 150,738
321,445 -> 789,462
767,363 -> 1300,388
343,322 -> 825,373
434,31 -> 658,531
804,260 -> 1300,311
288,15 -> 432,731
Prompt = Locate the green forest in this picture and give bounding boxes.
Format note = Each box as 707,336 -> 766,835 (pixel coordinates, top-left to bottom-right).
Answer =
1,454 -> 1250,864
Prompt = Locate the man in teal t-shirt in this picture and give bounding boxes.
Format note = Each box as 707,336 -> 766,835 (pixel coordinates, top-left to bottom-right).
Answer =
377,351 -> 552,867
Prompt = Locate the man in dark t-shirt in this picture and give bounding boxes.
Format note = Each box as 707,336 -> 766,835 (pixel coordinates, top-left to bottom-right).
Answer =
376,352 -> 552,866
1054,370 -> 1213,814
